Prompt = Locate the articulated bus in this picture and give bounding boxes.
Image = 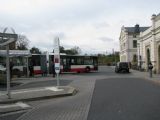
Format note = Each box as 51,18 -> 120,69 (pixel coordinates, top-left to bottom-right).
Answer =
49,54 -> 98,74
30,53 -> 98,75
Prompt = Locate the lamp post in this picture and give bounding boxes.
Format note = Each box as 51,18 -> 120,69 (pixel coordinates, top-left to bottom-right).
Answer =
137,43 -> 141,70
6,43 -> 11,98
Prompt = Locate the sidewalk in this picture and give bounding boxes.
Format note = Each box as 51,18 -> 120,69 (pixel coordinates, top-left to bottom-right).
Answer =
0,75 -> 77,114
0,86 -> 76,104
131,69 -> 160,83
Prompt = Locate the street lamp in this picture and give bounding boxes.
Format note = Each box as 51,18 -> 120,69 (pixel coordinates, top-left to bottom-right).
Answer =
137,43 -> 141,70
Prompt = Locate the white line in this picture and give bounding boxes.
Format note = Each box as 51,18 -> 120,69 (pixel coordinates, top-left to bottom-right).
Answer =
11,89 -> 46,94
0,102 -> 30,109
45,87 -> 64,91
16,102 -> 30,108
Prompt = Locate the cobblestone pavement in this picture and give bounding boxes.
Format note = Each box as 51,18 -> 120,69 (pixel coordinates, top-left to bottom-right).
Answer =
17,75 -> 98,120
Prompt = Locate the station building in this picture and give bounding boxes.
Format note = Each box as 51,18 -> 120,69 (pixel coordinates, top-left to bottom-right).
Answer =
119,13 -> 160,74
139,13 -> 160,73
119,24 -> 149,65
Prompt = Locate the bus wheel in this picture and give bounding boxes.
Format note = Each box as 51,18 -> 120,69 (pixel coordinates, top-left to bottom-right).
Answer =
85,67 -> 90,73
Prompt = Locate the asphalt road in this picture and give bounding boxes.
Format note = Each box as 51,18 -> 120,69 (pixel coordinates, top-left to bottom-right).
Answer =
87,77 -> 160,120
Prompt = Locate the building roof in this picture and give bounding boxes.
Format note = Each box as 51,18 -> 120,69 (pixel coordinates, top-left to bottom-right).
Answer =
124,27 -> 149,33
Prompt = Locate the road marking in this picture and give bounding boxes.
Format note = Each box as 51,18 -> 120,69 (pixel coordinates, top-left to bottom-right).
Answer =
0,102 -> 30,109
45,87 -> 64,91
0,87 -> 63,96
11,89 -> 45,94
0,92 -> 6,96
16,102 -> 30,108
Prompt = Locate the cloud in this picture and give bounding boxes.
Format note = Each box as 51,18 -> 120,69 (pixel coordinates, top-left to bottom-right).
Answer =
99,37 -> 114,42
94,22 -> 110,29
0,0 -> 160,55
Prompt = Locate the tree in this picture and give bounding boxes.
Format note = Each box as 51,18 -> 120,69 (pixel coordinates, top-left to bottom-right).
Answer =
98,52 -> 120,65
53,46 -> 81,55
65,46 -> 81,55
16,35 -> 29,50
30,47 -> 41,54
60,46 -> 65,53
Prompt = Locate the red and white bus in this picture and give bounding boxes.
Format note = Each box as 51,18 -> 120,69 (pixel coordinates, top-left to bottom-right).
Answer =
29,53 -> 98,75
49,54 -> 98,73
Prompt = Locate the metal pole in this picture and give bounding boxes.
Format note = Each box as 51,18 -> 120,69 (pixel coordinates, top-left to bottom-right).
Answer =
6,44 -> 11,99
26,57 -> 29,77
113,49 -> 116,64
56,73 -> 59,88
114,50 -> 116,64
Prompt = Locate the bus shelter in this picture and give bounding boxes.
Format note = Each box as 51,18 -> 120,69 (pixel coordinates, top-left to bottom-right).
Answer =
0,50 -> 31,79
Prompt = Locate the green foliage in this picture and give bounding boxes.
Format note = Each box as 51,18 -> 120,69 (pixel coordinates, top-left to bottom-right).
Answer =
30,47 -> 41,54
55,46 -> 81,55
98,52 -> 120,65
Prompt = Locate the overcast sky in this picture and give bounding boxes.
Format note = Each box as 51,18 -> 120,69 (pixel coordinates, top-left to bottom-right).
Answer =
0,0 -> 159,54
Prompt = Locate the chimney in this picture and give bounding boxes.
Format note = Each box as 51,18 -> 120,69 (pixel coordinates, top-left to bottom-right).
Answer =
151,14 -> 156,20
134,24 -> 140,33
151,14 -> 156,30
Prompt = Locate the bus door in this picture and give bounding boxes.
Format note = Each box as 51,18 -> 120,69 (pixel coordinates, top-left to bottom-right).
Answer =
62,58 -> 71,72
40,55 -> 47,74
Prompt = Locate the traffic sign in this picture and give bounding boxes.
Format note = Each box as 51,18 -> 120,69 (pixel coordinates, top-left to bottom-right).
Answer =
54,37 -> 60,74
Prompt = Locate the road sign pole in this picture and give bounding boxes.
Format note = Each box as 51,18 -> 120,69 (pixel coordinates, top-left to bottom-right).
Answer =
56,73 -> 60,87
6,44 -> 11,99
54,37 -> 60,88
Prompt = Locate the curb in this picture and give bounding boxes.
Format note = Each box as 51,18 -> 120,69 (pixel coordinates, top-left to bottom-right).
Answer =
0,87 -> 77,104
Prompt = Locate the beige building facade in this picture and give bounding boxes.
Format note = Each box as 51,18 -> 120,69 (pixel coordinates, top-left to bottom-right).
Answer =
119,24 -> 149,65
139,14 -> 160,73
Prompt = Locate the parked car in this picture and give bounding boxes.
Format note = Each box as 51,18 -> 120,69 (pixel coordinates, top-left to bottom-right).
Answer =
115,62 -> 130,73
0,64 -> 6,71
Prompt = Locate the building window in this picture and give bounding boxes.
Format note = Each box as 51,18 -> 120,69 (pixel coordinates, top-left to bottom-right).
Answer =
133,40 -> 137,48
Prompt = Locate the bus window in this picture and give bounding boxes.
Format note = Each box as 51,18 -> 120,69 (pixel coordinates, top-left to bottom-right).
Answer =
60,58 -> 63,65
63,59 -> 66,65
77,58 -> 83,65
84,58 -> 93,65
71,58 -> 75,65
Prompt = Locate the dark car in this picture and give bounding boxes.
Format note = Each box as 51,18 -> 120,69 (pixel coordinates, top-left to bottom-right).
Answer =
115,62 -> 130,73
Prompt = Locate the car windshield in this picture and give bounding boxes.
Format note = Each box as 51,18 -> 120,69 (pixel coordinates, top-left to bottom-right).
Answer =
120,62 -> 128,67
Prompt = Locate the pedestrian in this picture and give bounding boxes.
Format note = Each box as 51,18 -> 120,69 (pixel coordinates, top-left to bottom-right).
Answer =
42,65 -> 47,77
148,62 -> 153,78
29,60 -> 34,77
10,61 -> 14,79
